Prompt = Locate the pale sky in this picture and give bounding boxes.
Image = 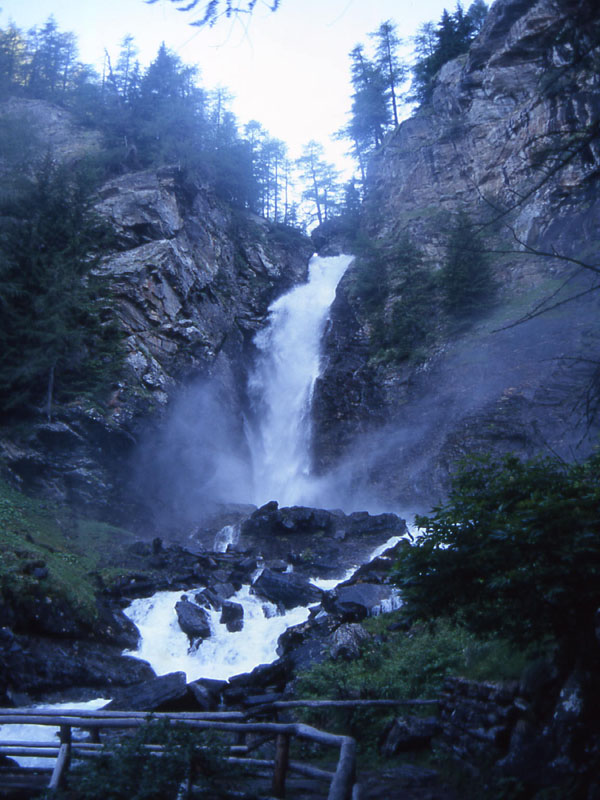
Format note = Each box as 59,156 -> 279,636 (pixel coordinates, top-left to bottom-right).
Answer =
1,0 -> 453,173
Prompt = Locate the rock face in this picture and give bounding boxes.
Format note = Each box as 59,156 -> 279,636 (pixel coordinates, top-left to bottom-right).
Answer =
0,98 -> 313,520
239,503 -> 407,578
312,0 -> 600,508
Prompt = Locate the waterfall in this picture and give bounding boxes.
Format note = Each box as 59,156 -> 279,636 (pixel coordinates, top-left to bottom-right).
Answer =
247,253 -> 352,506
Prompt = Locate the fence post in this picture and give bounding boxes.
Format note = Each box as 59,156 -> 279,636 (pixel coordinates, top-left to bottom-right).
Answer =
48,725 -> 72,791
271,733 -> 290,798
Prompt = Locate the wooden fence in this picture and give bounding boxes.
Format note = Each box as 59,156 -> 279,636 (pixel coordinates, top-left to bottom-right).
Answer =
0,699 -> 437,798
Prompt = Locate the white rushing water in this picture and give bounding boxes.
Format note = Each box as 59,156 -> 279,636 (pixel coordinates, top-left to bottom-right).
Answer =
123,585 -> 310,681
0,698 -> 109,768
247,253 -> 353,507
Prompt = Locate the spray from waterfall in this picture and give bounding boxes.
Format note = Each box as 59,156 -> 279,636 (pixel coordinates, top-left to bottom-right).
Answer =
247,253 -> 352,507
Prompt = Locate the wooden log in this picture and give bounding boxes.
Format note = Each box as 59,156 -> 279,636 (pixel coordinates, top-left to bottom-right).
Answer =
271,733 -> 290,798
327,736 -> 356,800
259,699 -> 438,710
0,708 -> 244,721
48,743 -> 69,791
0,747 -> 60,758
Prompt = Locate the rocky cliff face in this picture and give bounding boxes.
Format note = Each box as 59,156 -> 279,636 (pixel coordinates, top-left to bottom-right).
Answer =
313,0 -> 600,509
0,99 -> 313,520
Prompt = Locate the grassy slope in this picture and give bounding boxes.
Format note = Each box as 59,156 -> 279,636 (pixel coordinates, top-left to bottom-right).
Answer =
0,478 -> 140,628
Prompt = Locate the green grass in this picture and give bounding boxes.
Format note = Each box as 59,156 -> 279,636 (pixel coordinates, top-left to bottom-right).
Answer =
0,478 -> 139,628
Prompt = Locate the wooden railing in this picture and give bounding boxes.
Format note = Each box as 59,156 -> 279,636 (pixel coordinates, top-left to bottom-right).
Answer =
0,708 -> 356,799
0,699 -> 437,798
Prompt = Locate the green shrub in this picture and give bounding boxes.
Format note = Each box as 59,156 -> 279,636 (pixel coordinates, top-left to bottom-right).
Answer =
49,720 -> 229,800
394,451 -> 600,670
294,615 -> 529,753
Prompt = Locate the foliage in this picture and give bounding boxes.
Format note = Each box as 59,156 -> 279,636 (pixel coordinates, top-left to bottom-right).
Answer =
0,17 -> 307,227
349,234 -> 438,363
295,614 -> 529,754
0,156 -> 123,417
394,451 -> 600,662
50,719 -> 229,800
339,23 -> 406,186
296,140 -> 342,226
440,210 -> 496,314
412,1 -> 488,104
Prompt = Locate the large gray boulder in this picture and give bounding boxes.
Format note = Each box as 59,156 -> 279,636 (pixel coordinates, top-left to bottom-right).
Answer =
106,671 -> 188,711
251,568 -> 321,610
175,597 -> 211,642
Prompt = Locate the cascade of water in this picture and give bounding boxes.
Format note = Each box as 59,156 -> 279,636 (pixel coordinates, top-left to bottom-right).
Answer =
247,253 -> 353,506
123,586 -> 310,682
213,523 -> 240,553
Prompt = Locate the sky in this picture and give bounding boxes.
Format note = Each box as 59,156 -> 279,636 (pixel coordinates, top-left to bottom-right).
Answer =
0,0 -> 453,174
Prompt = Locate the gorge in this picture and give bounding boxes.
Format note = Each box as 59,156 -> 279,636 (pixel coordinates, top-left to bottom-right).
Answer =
1,0 -> 599,795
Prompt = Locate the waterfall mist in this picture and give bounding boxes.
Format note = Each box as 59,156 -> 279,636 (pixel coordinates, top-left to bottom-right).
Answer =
131,378 -> 255,532
130,254 -> 357,533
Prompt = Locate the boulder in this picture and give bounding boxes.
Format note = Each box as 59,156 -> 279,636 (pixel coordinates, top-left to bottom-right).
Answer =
175,597 -> 211,642
380,716 -> 442,756
106,671 -> 188,711
195,587 -> 223,611
220,600 -> 244,632
252,568 -> 321,610
277,614 -> 340,672
322,583 -> 396,621
330,623 -> 372,660
187,680 -> 218,711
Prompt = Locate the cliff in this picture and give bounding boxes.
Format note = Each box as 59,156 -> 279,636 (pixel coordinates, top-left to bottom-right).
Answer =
312,0 -> 600,510
0,98 -> 313,520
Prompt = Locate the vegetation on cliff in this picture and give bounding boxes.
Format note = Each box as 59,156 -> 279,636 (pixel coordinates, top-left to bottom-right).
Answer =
347,211 -> 496,365
0,156 -> 123,419
0,477 -> 135,630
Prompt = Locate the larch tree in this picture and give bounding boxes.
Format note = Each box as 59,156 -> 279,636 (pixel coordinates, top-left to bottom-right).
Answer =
370,20 -> 406,127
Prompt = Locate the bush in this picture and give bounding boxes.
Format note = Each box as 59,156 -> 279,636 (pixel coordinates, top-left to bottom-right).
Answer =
294,615 -> 529,753
50,720 -> 229,800
394,451 -> 600,669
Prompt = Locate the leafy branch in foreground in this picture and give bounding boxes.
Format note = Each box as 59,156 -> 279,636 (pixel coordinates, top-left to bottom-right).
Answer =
144,0 -> 281,28
394,452 -> 600,671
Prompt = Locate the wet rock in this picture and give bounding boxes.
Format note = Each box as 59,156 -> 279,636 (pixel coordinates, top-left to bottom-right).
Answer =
187,680 -> 218,711
222,659 -> 290,706
0,634 -> 155,695
220,600 -> 244,632
175,597 -> 211,642
330,623 -> 372,660
277,614 -> 340,672
239,505 -> 407,578
251,568 -> 321,610
322,583 -> 396,621
380,717 -> 442,756
106,671 -> 188,711
195,587 -> 223,611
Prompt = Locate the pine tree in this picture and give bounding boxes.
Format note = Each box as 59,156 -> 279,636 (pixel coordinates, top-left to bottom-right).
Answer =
370,20 -> 406,127
0,157 -> 123,419
296,140 -> 341,226
441,211 -> 495,314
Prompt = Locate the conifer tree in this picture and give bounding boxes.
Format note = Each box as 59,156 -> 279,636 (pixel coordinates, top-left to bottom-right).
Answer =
370,20 -> 406,127
441,211 -> 495,314
0,157 -> 122,419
